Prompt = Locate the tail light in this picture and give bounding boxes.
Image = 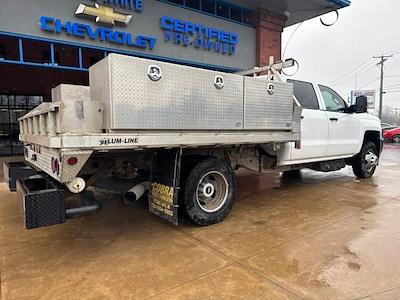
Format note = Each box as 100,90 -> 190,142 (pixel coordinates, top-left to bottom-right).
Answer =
67,157 -> 78,166
51,157 -> 59,175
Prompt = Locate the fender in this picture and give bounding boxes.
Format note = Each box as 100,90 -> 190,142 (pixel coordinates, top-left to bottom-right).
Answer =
355,114 -> 382,155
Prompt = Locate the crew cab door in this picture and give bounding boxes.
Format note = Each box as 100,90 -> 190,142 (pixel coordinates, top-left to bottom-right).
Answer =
279,80 -> 329,164
318,85 -> 361,156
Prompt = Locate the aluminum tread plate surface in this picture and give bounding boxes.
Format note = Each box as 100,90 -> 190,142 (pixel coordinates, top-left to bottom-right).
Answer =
94,54 -> 244,130
244,78 -> 294,130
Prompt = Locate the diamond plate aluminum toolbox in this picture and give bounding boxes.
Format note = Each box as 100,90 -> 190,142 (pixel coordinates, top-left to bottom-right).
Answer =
90,54 -> 294,131
244,77 -> 294,130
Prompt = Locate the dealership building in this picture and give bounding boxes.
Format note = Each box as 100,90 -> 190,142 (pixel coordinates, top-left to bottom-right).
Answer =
0,0 -> 349,156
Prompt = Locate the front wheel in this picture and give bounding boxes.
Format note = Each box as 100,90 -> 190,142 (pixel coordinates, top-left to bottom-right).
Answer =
392,135 -> 400,143
352,141 -> 379,178
184,158 -> 236,226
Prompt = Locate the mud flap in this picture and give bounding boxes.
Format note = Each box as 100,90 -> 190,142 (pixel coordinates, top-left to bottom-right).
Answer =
17,175 -> 66,229
3,162 -> 37,192
148,149 -> 181,225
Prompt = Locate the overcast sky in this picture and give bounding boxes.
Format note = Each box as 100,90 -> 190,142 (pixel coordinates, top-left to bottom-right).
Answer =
282,0 -> 400,109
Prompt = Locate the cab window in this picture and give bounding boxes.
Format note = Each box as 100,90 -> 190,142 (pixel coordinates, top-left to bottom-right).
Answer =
319,85 -> 347,112
287,79 -> 319,110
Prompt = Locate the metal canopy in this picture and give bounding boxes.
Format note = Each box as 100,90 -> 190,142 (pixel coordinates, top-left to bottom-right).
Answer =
237,0 -> 351,26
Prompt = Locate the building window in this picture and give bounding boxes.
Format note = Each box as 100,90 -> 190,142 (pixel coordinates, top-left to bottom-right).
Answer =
0,95 -> 43,157
42,50 -> 51,64
0,36 -> 19,61
243,10 -> 251,24
0,45 -> 5,59
90,56 -> 101,66
185,0 -> 200,9
55,45 -> 79,67
216,2 -> 229,18
201,0 -> 215,14
168,0 -> 183,4
230,6 -> 242,22
160,0 -> 252,26
24,40 -> 51,64
82,48 -> 104,69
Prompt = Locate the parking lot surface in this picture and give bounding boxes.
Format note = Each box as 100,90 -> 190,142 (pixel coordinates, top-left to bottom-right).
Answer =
1,144 -> 400,299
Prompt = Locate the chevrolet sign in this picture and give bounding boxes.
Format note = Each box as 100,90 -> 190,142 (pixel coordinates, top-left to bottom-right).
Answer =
75,3 -> 132,25
40,16 -> 157,50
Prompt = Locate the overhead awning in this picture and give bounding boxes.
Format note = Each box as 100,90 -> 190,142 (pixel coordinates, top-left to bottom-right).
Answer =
239,0 -> 351,26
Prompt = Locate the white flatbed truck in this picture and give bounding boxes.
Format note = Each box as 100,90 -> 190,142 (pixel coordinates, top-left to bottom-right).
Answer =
4,54 -> 382,229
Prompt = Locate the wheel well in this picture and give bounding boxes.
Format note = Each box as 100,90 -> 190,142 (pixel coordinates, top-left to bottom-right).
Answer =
363,131 -> 381,155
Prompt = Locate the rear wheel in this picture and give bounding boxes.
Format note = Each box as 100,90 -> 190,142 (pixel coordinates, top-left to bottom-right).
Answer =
352,141 -> 379,178
392,135 -> 400,143
184,158 -> 236,226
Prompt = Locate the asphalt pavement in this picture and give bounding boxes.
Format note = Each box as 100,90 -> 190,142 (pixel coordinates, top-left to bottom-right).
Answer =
1,144 -> 399,299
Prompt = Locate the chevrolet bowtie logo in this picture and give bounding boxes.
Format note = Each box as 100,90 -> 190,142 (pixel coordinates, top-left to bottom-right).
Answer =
75,3 -> 132,25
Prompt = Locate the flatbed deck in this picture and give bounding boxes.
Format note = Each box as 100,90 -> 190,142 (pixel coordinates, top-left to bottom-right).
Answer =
20,130 -> 300,150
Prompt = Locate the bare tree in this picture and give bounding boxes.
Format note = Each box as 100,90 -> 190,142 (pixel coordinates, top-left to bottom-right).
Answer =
380,106 -> 400,126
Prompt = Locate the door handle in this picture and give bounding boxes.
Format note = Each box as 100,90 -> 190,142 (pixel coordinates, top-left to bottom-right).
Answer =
329,117 -> 338,121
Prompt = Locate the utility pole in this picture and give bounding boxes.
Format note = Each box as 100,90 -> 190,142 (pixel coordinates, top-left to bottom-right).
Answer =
374,54 -> 393,119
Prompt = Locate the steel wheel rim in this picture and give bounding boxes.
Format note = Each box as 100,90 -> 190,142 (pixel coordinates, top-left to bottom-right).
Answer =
364,149 -> 378,172
196,171 -> 229,213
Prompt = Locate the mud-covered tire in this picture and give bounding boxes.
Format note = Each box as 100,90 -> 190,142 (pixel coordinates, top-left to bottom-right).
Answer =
184,158 -> 236,226
352,141 -> 379,178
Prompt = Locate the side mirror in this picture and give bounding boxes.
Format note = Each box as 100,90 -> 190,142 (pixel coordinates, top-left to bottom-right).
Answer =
354,95 -> 368,113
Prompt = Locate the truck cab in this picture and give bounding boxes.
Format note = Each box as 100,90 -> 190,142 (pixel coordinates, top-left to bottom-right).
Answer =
278,79 -> 382,178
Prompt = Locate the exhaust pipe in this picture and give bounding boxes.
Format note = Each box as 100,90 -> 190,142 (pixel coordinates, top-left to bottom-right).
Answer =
66,203 -> 101,218
123,182 -> 150,204
65,190 -> 101,218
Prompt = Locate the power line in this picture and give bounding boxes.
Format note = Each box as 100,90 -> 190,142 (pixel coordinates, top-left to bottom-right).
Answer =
329,58 -> 373,85
383,48 -> 400,56
330,48 -> 400,87
384,84 -> 400,90
385,88 -> 400,92
356,64 -> 378,78
358,78 -> 379,90
331,69 -> 377,87
385,83 -> 400,88
331,61 -> 378,87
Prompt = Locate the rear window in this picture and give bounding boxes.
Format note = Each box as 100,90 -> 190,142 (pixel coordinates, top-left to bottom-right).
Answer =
287,79 -> 319,110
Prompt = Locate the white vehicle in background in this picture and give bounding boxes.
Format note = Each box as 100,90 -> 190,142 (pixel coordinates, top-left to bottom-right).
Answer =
3,54 -> 382,230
